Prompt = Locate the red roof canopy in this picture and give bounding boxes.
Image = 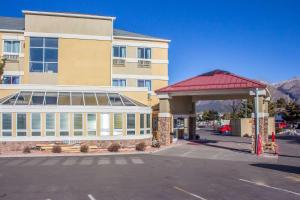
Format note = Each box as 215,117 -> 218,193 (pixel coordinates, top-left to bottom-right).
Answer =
156,70 -> 266,93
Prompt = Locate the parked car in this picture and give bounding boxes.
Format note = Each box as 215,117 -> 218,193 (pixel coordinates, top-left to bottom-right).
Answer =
218,125 -> 232,134
275,121 -> 287,129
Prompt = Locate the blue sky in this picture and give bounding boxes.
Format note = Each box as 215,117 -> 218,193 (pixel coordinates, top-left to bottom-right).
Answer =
1,0 -> 300,84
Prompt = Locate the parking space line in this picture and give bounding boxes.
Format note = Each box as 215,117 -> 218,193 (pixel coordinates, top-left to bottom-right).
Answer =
174,186 -> 207,200
88,194 -> 96,200
239,179 -> 300,197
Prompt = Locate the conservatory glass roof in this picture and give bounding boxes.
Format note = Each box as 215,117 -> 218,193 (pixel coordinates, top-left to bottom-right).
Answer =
0,91 -> 146,107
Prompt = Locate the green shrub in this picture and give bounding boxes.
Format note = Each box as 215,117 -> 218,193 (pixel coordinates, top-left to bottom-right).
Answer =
80,144 -> 89,153
135,142 -> 146,151
52,145 -> 62,153
108,143 -> 121,152
23,146 -> 31,153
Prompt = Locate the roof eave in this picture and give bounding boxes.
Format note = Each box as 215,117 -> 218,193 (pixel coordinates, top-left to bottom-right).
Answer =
114,35 -> 171,43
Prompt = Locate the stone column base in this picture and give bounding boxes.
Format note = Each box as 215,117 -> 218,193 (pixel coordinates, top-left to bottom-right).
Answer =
158,117 -> 171,145
252,117 -> 269,154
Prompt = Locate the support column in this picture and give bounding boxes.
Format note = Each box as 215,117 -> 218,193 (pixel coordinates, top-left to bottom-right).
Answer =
158,97 -> 172,145
252,96 -> 269,154
189,116 -> 196,140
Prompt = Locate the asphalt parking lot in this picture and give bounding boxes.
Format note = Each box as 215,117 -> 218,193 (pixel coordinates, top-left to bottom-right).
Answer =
0,129 -> 299,200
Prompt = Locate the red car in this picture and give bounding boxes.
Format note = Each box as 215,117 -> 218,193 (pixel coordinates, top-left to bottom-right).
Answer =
218,125 -> 232,134
275,121 -> 287,129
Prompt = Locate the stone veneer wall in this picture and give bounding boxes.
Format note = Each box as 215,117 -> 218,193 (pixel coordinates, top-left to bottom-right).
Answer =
189,117 -> 196,140
251,117 -> 269,153
158,117 -> 171,145
0,138 -> 152,154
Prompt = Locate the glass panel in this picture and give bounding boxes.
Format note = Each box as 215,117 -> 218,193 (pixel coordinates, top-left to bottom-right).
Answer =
46,131 -> 55,136
45,38 -> 58,48
84,93 -> 97,105
101,113 -> 110,136
46,113 -> 55,130
127,114 -> 135,129
2,94 -> 18,105
114,113 -> 122,130
58,92 -> 70,105
45,92 -> 58,105
137,80 -> 145,87
74,113 -> 83,130
138,48 -> 144,59
12,41 -> 20,53
31,92 -> 45,105
2,113 -> 12,130
140,114 -> 145,128
32,131 -> 41,136
17,113 -> 26,136
2,131 -> 12,136
96,93 -> 110,106
11,76 -> 20,84
30,48 -> 43,62
120,96 -> 135,106
109,93 -> 123,106
145,48 -> 151,59
4,41 -> 11,52
145,80 -> 152,91
30,37 -> 43,47
74,131 -> 83,136
88,113 -> 96,130
147,114 -> 151,128
2,76 -> 12,84
60,113 -> 69,130
31,113 -> 41,130
30,62 -> 44,72
45,63 -> 58,73
113,46 -> 119,57
15,91 -> 32,105
120,46 -> 126,58
44,49 -> 58,62
71,92 -> 84,105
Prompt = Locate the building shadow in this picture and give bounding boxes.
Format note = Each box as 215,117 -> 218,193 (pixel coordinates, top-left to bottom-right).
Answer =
250,163 -> 300,175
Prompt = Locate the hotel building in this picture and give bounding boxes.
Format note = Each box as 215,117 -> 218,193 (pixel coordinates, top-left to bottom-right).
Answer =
0,11 -> 170,148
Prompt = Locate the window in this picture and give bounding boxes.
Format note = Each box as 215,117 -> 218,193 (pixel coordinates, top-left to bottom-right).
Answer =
112,79 -> 126,87
101,113 -> 110,136
29,37 -> 58,73
84,93 -> 97,105
31,113 -> 41,136
73,113 -> 83,136
2,113 -> 12,136
60,113 -> 69,136
3,40 -> 20,54
137,80 -> 152,91
114,113 -> 123,135
30,92 -> 45,105
146,114 -> 151,134
17,113 -> 26,136
45,92 -> 58,105
2,76 -> 20,84
138,48 -> 151,59
108,94 -> 123,106
140,114 -> 145,135
71,92 -> 84,105
113,46 -> 126,58
87,113 -> 97,136
127,113 -> 135,135
46,113 -> 55,136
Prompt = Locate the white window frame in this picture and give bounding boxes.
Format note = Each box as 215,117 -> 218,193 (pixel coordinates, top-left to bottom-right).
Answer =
73,113 -> 83,136
137,47 -> 151,60
113,45 -> 126,58
146,113 -> 151,134
87,113 -> 97,136
140,113 -> 145,135
59,112 -> 70,136
126,113 -> 136,135
137,79 -> 152,91
31,113 -> 41,136
46,113 -> 56,136
2,40 -> 21,55
2,75 -> 21,84
100,113 -> 110,136
16,113 -> 27,136
29,37 -> 58,73
113,113 -> 123,136
2,113 -> 12,137
112,79 -> 127,87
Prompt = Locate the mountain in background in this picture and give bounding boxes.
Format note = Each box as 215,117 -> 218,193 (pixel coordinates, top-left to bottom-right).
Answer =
197,77 -> 300,112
